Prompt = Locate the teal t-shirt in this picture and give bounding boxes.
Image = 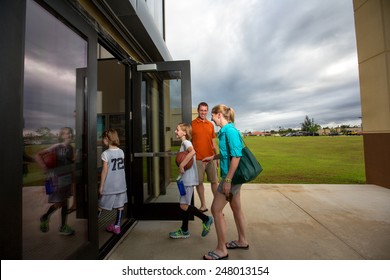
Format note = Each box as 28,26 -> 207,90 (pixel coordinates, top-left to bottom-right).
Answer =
218,123 -> 243,178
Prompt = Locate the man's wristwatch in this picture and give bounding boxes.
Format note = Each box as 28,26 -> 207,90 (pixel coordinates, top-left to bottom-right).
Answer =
225,178 -> 232,183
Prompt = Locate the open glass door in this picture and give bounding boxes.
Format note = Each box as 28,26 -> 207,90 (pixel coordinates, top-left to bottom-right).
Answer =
131,61 -> 192,220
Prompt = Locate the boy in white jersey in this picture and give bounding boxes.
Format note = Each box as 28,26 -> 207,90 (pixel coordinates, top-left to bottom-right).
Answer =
169,123 -> 213,239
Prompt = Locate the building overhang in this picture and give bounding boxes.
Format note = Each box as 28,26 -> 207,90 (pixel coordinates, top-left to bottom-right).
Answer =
99,0 -> 172,62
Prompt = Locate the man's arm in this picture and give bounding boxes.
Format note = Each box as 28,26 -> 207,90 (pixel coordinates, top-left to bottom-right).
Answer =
212,138 -> 218,155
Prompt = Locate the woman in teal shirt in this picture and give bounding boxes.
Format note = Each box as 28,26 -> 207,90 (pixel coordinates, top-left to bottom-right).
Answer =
202,104 -> 250,260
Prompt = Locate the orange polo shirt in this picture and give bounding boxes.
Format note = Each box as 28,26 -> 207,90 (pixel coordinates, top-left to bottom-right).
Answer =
191,117 -> 217,160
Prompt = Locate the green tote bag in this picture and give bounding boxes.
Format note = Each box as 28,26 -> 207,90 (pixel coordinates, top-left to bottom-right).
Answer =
226,133 -> 263,184
232,145 -> 263,184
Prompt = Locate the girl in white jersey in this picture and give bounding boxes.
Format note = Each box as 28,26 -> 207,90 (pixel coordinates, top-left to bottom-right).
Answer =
98,129 -> 127,235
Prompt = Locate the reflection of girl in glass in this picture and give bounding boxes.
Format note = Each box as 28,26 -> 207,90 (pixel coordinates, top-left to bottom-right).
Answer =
35,127 -> 75,236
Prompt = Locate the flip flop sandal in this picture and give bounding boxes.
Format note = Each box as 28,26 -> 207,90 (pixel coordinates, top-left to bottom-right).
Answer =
203,251 -> 229,260
226,240 -> 250,250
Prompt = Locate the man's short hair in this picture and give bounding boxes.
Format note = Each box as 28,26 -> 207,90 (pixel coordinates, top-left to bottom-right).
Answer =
197,102 -> 208,110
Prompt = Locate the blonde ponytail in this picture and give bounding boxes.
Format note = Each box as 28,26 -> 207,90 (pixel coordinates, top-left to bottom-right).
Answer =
211,104 -> 235,123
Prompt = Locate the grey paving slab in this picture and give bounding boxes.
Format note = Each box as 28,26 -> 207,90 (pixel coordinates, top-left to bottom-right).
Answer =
275,184 -> 390,259
106,184 -> 390,260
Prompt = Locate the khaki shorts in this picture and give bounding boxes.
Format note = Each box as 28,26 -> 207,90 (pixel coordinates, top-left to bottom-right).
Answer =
196,160 -> 218,184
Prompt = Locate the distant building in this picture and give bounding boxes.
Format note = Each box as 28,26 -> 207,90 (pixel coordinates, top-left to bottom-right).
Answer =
247,131 -> 272,136
319,126 -> 362,135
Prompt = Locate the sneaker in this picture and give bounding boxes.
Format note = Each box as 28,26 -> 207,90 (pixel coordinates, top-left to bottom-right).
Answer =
40,215 -> 49,233
169,228 -> 190,239
106,224 -> 121,235
201,216 -> 213,237
59,224 -> 75,236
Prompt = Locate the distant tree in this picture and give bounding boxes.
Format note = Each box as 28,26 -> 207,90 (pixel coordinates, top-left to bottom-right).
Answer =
278,127 -> 295,135
35,127 -> 57,143
301,115 -> 321,135
329,128 -> 338,134
36,127 -> 51,137
340,125 -> 351,134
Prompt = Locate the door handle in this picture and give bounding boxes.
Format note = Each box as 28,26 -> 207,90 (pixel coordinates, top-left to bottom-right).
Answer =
133,152 -> 178,158
133,152 -> 154,157
154,152 -> 178,157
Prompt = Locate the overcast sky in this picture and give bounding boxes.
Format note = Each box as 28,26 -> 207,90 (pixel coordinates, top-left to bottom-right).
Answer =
165,0 -> 361,132
24,0 -> 87,134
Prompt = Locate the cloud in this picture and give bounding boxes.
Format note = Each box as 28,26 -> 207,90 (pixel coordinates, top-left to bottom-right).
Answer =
23,0 -> 87,131
166,0 -> 361,131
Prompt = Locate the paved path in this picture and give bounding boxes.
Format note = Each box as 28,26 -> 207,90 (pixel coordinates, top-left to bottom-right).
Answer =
106,184 -> 390,260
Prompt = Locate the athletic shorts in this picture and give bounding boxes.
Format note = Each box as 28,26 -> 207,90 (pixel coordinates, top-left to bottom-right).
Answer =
99,191 -> 128,210
47,173 -> 72,203
179,185 -> 194,205
196,160 -> 218,184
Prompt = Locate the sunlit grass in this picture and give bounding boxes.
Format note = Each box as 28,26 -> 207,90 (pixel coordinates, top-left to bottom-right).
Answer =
244,136 -> 365,184
171,135 -> 365,184
25,136 -> 366,186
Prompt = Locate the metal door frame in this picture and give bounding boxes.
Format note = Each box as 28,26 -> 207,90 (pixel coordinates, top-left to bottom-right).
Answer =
130,60 -> 192,220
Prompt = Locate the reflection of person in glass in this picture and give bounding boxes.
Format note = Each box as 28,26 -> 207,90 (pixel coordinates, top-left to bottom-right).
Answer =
35,127 -> 75,236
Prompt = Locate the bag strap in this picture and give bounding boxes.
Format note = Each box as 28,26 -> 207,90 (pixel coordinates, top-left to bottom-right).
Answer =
225,132 -> 230,156
225,127 -> 245,149
240,134 -> 247,147
224,127 -> 245,158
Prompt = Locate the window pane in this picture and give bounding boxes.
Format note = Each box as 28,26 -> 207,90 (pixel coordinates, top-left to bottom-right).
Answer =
23,0 -> 88,259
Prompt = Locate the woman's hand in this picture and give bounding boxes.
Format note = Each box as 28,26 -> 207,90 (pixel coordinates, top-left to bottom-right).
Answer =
223,181 -> 232,197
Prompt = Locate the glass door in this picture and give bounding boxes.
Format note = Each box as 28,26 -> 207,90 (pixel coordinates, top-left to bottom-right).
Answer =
132,61 -> 192,220
22,0 -> 89,259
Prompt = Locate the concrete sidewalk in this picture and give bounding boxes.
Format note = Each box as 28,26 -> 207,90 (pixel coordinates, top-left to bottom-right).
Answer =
106,184 -> 390,260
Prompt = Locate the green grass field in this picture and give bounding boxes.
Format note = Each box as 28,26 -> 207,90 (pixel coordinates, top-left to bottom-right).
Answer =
171,135 -> 366,184
240,136 -> 365,184
25,136 -> 366,186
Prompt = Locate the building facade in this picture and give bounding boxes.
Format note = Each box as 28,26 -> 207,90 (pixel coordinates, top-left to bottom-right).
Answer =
0,0 -> 388,260
353,0 -> 390,189
1,0 -> 192,259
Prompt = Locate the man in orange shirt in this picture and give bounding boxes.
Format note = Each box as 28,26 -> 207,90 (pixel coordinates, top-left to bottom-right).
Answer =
192,102 -> 219,212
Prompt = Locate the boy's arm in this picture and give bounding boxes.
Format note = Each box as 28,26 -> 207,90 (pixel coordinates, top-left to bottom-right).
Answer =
179,145 -> 196,173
